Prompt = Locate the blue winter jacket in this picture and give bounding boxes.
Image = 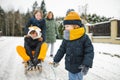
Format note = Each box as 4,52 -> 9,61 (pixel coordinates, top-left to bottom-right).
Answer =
24,17 -> 46,41
54,34 -> 94,73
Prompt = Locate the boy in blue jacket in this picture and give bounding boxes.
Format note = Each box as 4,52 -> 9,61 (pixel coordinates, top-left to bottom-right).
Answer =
53,11 -> 94,80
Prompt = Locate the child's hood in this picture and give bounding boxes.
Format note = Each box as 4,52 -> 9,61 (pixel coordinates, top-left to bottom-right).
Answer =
27,26 -> 42,39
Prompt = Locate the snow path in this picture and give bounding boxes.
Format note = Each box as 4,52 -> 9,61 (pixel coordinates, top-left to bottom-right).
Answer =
0,37 -> 68,80
0,37 -> 120,80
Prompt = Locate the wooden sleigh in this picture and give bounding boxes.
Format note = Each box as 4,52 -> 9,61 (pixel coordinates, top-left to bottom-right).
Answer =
16,42 -> 48,74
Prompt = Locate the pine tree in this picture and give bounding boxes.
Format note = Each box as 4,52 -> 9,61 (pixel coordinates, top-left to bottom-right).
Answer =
25,9 -> 32,23
0,6 -> 5,35
86,14 -> 110,24
40,0 -> 47,18
7,10 -> 14,36
58,23 -> 64,39
14,10 -> 21,36
32,1 -> 38,12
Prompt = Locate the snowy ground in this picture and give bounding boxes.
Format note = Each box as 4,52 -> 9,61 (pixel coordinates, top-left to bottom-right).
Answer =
0,36 -> 120,80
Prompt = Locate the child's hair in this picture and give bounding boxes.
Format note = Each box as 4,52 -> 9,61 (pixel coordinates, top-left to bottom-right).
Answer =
33,10 -> 43,18
46,11 -> 54,19
30,30 -> 37,35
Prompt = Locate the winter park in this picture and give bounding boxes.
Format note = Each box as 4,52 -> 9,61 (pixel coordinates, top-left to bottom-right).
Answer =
0,0 -> 120,80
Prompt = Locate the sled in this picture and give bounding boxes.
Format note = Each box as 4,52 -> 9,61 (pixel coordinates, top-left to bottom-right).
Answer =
22,61 -> 42,74
16,42 -> 48,74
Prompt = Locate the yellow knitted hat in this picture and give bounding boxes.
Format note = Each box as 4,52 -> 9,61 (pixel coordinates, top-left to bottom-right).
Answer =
64,11 -> 81,20
64,11 -> 83,27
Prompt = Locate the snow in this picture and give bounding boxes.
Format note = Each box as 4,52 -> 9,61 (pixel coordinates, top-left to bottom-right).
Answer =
0,37 -> 120,80
93,43 -> 120,57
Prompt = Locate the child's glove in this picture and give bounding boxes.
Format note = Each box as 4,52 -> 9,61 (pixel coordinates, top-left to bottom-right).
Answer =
49,62 -> 59,68
38,37 -> 43,41
53,62 -> 59,67
78,64 -> 89,75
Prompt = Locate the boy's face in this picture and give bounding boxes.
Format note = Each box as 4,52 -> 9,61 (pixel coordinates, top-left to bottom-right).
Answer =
35,12 -> 42,20
31,32 -> 38,38
65,25 -> 74,30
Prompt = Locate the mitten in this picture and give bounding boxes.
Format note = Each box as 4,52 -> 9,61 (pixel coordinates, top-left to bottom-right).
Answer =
78,65 -> 89,75
52,62 -> 59,68
38,37 -> 43,41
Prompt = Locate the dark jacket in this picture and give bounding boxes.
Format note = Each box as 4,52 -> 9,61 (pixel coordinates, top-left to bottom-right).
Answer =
24,37 -> 42,59
24,17 -> 46,41
24,37 -> 42,49
54,34 -> 94,73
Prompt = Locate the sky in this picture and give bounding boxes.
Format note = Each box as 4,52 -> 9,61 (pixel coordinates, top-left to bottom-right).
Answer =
0,0 -> 120,18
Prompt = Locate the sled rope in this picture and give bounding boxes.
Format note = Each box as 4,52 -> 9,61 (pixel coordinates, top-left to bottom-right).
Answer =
50,66 -> 57,80
49,63 -> 57,80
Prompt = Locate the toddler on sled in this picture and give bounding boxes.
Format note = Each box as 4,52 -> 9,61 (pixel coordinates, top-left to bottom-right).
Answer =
16,26 -> 48,72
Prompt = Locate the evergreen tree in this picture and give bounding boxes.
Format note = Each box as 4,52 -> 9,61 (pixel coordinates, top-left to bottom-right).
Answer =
14,10 -> 22,36
0,6 -> 5,35
58,23 -> 64,39
7,10 -> 15,36
25,9 -> 32,23
32,1 -> 38,12
40,0 -> 47,18
86,13 -> 110,24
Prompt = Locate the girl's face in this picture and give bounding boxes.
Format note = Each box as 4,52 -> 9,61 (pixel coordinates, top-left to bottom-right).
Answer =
48,13 -> 53,19
65,25 -> 74,30
35,12 -> 42,20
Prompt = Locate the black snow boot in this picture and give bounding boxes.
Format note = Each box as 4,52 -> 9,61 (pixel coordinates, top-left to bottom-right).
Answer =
37,59 -> 42,67
33,58 -> 39,66
27,60 -> 34,70
33,58 -> 42,66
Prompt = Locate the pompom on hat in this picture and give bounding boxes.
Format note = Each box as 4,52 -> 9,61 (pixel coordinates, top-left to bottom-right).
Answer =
63,11 -> 83,27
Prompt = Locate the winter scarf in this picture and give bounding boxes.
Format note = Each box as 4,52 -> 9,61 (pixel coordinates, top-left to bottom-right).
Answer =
63,27 -> 85,40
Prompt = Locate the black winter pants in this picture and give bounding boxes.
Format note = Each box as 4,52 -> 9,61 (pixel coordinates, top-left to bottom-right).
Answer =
24,42 -> 42,60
